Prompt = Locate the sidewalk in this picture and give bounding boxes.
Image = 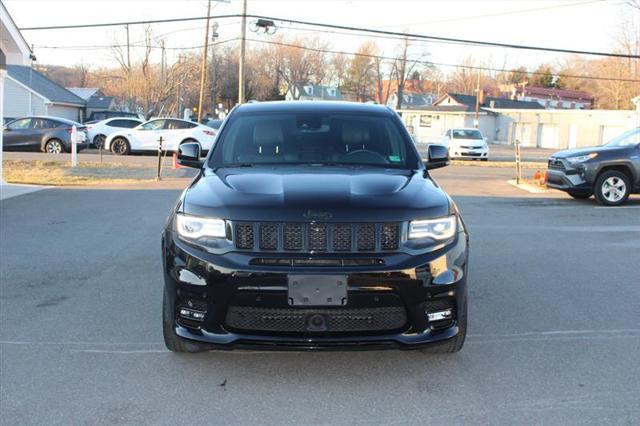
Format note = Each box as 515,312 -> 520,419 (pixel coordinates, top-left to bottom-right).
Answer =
0,182 -> 49,201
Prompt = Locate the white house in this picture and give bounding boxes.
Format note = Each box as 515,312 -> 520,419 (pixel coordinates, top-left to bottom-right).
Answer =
1,0 -> 33,182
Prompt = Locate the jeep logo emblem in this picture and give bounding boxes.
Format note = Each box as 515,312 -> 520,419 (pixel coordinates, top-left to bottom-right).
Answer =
303,209 -> 333,220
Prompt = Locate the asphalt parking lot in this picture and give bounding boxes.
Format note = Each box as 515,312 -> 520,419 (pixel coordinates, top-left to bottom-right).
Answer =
1,166 -> 639,425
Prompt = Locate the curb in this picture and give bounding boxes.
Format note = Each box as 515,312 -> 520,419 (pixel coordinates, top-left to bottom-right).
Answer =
506,179 -> 551,194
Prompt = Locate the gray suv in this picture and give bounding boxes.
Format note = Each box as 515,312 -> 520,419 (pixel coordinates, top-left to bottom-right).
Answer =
547,127 -> 640,206
2,116 -> 89,154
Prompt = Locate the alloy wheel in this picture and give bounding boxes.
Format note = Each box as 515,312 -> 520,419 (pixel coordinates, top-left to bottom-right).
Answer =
601,177 -> 627,203
112,139 -> 127,155
94,135 -> 106,149
46,140 -> 63,154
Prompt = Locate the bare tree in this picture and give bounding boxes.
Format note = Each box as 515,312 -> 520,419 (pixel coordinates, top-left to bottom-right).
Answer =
392,37 -> 424,109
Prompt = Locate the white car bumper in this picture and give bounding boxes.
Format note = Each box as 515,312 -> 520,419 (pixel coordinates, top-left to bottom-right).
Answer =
450,145 -> 489,159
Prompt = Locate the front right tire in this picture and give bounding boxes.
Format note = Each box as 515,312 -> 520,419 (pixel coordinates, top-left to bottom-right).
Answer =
568,190 -> 592,200
162,288 -> 209,353
594,170 -> 630,206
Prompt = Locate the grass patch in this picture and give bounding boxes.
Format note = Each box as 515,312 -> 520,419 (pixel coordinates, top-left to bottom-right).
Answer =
2,160 -> 188,186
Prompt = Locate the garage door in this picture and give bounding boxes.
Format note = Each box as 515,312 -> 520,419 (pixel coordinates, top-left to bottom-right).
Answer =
48,105 -> 81,122
538,124 -> 560,149
516,124 -> 534,147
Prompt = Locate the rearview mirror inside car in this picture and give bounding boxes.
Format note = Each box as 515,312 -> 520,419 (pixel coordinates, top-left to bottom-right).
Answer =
425,144 -> 450,170
177,143 -> 203,168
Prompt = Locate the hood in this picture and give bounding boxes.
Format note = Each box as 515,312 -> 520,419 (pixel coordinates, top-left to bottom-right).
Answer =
552,145 -> 625,159
182,167 -> 450,222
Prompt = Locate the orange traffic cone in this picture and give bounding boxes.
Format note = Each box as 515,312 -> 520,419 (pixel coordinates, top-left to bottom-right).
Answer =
172,152 -> 181,169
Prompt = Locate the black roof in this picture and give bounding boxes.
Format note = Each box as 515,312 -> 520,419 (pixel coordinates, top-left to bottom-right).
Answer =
447,93 -> 544,110
7,65 -> 86,106
235,101 -> 393,115
86,95 -> 114,109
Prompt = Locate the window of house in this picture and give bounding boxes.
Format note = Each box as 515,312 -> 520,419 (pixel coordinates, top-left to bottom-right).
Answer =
419,115 -> 432,127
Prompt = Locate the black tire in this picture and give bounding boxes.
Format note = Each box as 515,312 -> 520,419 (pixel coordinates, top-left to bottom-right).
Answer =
110,137 -> 130,155
162,288 -> 209,353
43,139 -> 64,154
481,158 -> 489,162
594,170 -> 631,206
93,134 -> 106,149
568,190 -> 592,200
420,300 -> 467,354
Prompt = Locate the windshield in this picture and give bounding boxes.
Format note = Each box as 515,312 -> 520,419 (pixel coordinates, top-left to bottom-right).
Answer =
209,112 -> 418,168
605,128 -> 640,147
452,129 -> 483,140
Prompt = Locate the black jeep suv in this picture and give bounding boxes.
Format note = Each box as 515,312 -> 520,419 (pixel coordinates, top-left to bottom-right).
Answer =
547,127 -> 640,206
162,101 -> 469,353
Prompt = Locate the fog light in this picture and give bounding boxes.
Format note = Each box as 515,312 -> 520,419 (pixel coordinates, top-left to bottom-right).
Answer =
179,307 -> 206,322
427,309 -> 452,322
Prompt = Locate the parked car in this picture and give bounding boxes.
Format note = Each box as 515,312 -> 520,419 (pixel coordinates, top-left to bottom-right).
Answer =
161,101 -> 469,353
442,128 -> 489,160
2,116 -> 89,154
104,118 -> 216,156
86,117 -> 143,149
86,110 -> 141,122
547,127 -> 640,206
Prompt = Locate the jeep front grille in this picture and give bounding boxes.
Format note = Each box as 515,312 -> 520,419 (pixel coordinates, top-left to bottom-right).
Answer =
233,222 -> 402,253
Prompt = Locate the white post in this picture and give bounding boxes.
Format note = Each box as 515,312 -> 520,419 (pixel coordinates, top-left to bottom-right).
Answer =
0,68 -> 5,184
71,125 -> 78,167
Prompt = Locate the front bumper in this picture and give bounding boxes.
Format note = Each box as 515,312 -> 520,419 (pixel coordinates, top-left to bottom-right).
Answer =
163,230 -> 469,351
546,158 -> 595,192
450,146 -> 488,159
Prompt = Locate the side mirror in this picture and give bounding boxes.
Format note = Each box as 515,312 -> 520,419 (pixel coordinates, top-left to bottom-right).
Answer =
425,144 -> 450,170
177,143 -> 203,168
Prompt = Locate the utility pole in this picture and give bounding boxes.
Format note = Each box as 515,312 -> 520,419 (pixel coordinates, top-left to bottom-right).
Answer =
197,0 -> 212,123
125,24 -> 132,111
238,0 -> 247,104
474,71 -> 481,128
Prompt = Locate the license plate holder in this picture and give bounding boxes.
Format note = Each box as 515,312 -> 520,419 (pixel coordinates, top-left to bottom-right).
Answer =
287,275 -> 348,306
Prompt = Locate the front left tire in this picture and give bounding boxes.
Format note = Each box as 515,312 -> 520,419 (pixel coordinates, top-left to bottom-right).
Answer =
44,139 -> 64,154
110,137 -> 130,155
594,170 -> 630,206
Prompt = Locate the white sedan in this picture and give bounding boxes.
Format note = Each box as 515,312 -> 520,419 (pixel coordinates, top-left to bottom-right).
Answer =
104,118 -> 217,156
86,117 -> 142,149
442,128 -> 489,161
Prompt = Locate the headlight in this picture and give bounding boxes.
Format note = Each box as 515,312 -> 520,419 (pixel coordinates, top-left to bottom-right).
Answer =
409,216 -> 457,240
566,153 -> 597,164
176,213 -> 226,239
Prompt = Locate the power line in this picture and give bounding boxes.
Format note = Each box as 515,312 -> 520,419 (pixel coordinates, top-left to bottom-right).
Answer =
252,14 -> 640,59
247,38 -> 640,84
19,13 -> 639,59
379,0 -> 608,27
33,38 -> 237,52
